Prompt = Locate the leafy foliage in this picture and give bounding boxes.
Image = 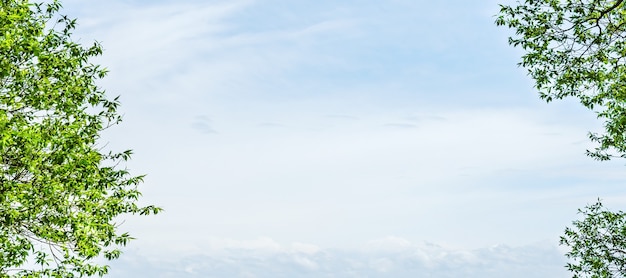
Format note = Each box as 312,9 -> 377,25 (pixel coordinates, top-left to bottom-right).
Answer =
0,0 -> 161,276
561,201 -> 626,277
496,0 -> 626,160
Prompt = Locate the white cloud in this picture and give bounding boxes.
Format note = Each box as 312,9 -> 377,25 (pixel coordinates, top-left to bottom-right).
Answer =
292,256 -> 319,271
105,237 -> 569,278
205,237 -> 283,252
365,236 -> 413,253
290,242 -> 321,254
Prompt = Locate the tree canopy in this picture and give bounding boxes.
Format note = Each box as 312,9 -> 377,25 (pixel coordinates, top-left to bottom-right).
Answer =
496,0 -> 626,160
0,0 -> 160,276
561,201 -> 626,277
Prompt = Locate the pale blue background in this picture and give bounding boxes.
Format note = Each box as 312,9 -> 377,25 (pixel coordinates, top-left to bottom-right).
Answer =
57,0 -> 626,276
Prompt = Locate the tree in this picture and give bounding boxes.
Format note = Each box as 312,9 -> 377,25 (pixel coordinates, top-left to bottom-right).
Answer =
560,200 -> 626,277
496,0 -> 626,161
496,0 -> 626,277
0,0 -> 161,277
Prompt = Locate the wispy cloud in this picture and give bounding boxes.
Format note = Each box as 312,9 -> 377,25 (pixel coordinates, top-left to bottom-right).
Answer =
382,123 -> 417,129
191,115 -> 217,134
106,237 -> 568,278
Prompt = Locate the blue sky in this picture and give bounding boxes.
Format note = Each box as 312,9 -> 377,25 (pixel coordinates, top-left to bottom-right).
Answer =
58,0 -> 626,277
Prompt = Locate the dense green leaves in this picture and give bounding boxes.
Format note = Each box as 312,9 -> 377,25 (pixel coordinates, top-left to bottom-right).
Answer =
561,201 -> 626,277
0,0 -> 161,277
496,0 -> 626,160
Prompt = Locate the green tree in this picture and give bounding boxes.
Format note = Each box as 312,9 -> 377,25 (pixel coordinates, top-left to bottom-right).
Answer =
496,0 -> 626,277
496,0 -> 626,161
561,200 -> 626,277
0,0 -> 161,277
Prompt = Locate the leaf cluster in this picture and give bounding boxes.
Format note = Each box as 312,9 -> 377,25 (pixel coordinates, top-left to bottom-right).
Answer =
496,0 -> 626,160
561,200 -> 626,277
0,1 -> 161,277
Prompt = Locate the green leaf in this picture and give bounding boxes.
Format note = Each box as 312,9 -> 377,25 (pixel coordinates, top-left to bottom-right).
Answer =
0,0 -> 160,276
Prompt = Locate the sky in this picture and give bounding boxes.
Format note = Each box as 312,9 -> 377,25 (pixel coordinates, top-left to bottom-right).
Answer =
53,0 -> 626,277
